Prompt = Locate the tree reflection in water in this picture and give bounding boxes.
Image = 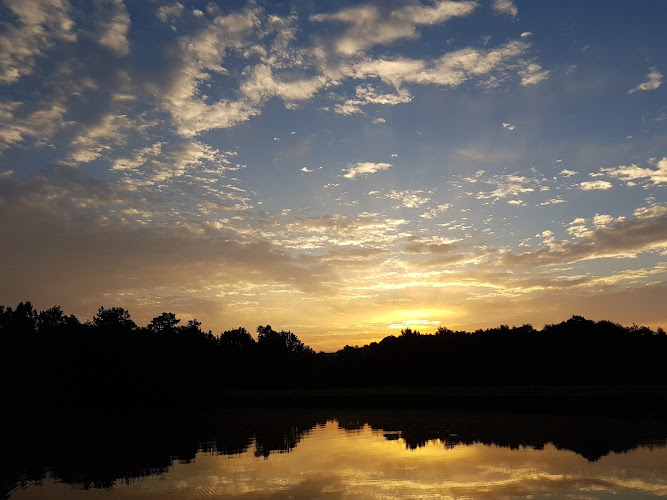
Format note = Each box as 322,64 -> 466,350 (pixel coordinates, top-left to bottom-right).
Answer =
3,409 -> 667,498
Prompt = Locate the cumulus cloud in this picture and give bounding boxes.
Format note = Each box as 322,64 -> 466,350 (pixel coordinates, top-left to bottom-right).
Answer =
311,1 -> 477,55
343,162 -> 392,179
560,169 -> 578,177
420,203 -> 452,219
598,157 -> 667,186
98,0 -> 131,56
354,39 -> 543,89
300,167 -> 313,173
518,62 -> 550,86
502,205 -> 667,268
0,0 -> 76,83
476,173 -> 537,201
492,0 -> 518,17
157,2 -> 184,23
334,85 -> 413,115
629,67 -> 663,94
579,180 -> 613,191
160,8 -> 262,137
539,198 -> 566,206
68,113 -> 136,164
0,102 -> 69,150
386,190 -> 431,208
502,122 -> 516,131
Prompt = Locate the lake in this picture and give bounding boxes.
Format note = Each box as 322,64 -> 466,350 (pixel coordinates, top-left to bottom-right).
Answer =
4,409 -> 667,499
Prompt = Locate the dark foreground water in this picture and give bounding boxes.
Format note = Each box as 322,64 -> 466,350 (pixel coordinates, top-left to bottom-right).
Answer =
5,409 -> 667,499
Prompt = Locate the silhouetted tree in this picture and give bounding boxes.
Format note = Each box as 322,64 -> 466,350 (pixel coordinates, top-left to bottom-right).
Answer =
92,306 -> 136,331
148,312 -> 180,333
220,327 -> 255,352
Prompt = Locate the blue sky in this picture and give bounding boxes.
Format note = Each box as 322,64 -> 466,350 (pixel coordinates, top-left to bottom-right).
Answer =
1,0 -> 666,349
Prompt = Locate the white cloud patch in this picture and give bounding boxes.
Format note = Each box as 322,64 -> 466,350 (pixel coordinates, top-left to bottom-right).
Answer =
98,0 -> 131,56
372,117 -> 386,124
386,190 -> 430,208
300,166 -> 313,173
354,39 -> 545,89
518,62 -> 550,86
157,2 -> 184,23
629,67 -> 663,94
476,173 -> 537,201
520,32 -> 532,38
539,198 -> 566,206
0,101 -> 71,150
68,113 -> 136,164
420,203 -> 451,219
343,162 -> 392,179
160,8 -> 263,137
579,180 -> 613,191
598,157 -> 667,186
311,1 -> 478,55
560,169 -> 579,177
0,0 -> 76,83
503,205 -> 667,267
502,122 -> 516,131
334,85 -> 413,115
492,0 -> 518,17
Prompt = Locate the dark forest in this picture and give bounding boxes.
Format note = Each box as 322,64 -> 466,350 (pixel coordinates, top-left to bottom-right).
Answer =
3,302 -> 667,411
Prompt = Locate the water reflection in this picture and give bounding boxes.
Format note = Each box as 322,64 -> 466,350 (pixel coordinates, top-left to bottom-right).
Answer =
4,410 -> 667,498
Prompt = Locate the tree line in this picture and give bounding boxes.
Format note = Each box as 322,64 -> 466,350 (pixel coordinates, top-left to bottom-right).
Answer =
1,302 -> 666,408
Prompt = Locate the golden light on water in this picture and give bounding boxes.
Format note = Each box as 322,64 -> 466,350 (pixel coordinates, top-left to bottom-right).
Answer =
12,419 -> 667,499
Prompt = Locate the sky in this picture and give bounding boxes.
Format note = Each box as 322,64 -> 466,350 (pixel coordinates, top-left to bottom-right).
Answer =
0,0 -> 666,350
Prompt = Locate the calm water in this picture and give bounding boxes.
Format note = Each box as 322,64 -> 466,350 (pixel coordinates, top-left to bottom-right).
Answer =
5,410 -> 667,499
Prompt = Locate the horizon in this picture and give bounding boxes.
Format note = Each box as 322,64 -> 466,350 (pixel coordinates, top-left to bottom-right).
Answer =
1,0 -> 666,351
2,300 -> 663,352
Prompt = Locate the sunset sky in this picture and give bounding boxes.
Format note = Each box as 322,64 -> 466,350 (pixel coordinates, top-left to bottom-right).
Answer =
1,0 -> 666,350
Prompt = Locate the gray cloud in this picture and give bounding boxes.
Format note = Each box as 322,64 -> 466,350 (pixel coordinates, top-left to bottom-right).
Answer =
501,205 -> 667,268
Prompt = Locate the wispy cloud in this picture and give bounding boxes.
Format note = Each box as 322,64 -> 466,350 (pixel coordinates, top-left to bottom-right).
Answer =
629,67 -> 663,93
0,0 -> 76,83
311,1 -> 478,55
579,180 -> 613,191
343,162 -> 392,179
598,157 -> 667,186
492,0 -> 518,17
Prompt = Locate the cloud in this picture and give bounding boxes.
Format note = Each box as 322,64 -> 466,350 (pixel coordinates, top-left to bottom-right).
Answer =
157,2 -> 184,23
492,0 -> 518,17
560,169 -> 578,177
520,32 -> 532,38
240,64 -> 329,104
502,122 -> 516,131
598,157 -> 667,186
518,63 -> 550,86
343,162 -> 392,179
502,205 -> 667,268
0,0 -> 76,83
420,203 -> 452,219
579,180 -> 612,191
372,117 -> 386,124
354,40 -> 543,89
0,102 -> 69,150
475,173 -> 537,201
629,67 -> 662,93
160,8 -> 262,137
98,0 -> 131,56
385,190 -> 431,208
539,198 -> 566,206
311,1 -> 477,55
334,85 -> 413,115
300,167 -> 313,173
68,113 -> 136,164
